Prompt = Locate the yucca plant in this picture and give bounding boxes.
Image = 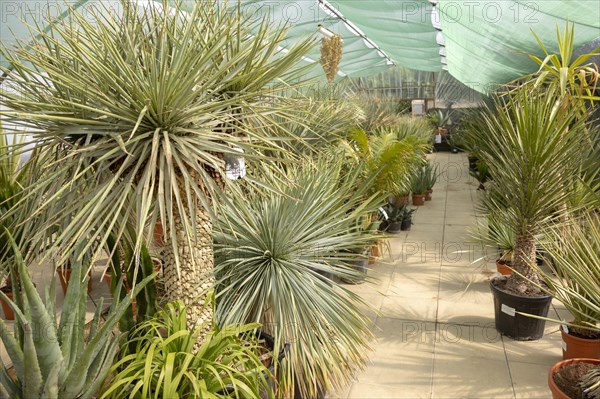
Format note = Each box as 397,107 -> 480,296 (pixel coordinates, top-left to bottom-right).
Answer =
581,366 -> 600,399
213,157 -> 383,398
515,22 -> 599,111
472,86 -> 595,294
0,233 -> 151,399
102,297 -> 271,399
526,213 -> 600,336
0,0 -> 316,329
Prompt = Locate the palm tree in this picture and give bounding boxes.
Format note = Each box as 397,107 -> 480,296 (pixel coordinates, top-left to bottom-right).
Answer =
471,87 -> 595,294
0,0 -> 316,328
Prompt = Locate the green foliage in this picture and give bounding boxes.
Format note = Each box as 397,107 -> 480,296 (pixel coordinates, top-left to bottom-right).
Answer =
214,158 -> 382,397
409,164 -> 429,195
423,160 -> 438,190
0,232 -> 150,399
515,21 -> 600,109
427,109 -> 453,128
0,0 -> 316,272
469,160 -> 490,188
532,213 -> 600,334
105,230 -> 157,332
102,298 -> 270,399
471,86 -> 595,288
470,209 -> 516,263
344,128 -> 418,198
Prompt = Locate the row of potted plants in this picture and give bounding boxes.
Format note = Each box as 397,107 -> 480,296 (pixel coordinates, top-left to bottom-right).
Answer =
465,23 -> 599,399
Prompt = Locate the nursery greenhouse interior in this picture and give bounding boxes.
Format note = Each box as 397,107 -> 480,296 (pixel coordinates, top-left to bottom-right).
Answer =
0,1 -> 599,398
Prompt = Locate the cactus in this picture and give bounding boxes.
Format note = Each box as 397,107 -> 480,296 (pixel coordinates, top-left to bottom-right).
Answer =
0,232 -> 152,399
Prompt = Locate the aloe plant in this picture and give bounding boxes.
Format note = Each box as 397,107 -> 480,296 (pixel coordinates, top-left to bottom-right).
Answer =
0,233 -> 152,399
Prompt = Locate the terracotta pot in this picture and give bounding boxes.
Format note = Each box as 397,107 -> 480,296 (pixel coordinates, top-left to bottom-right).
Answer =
0,290 -> 15,320
1,283 -> 37,320
57,268 -> 92,295
425,189 -> 433,201
561,325 -> 600,360
496,259 -> 513,275
548,358 -> 600,399
394,195 -> 409,207
412,194 -> 426,206
438,128 -> 448,135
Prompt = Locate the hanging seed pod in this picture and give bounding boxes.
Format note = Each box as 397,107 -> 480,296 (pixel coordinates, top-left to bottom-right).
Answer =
320,34 -> 343,82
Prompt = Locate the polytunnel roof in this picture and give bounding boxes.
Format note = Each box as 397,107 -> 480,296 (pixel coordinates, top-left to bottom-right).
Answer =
1,1 -> 599,94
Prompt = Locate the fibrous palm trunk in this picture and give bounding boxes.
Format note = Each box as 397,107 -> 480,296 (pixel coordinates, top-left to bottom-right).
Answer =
161,172 -> 215,337
505,234 -> 540,295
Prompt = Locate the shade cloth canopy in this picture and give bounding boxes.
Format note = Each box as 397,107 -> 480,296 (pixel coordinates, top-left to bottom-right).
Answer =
1,0 -> 599,93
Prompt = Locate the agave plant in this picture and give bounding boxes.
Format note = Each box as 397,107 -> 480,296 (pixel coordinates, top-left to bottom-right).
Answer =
0,233 -> 151,399
471,86 -> 595,294
0,0 -> 316,328
213,157 -> 383,398
102,297 -> 271,399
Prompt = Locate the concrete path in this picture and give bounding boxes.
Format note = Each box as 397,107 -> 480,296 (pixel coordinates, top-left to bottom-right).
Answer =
339,152 -> 567,399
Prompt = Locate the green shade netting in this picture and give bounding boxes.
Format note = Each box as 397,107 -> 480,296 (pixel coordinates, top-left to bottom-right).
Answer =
1,1 -> 598,93
436,0 -> 600,93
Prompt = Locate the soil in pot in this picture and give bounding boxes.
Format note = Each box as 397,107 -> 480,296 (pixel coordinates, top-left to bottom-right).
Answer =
562,325 -> 600,360
490,276 -> 553,341
412,194 -> 425,206
551,360 -> 599,399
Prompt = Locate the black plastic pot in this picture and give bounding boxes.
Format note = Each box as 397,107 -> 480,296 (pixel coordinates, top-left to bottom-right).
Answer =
400,219 -> 412,231
378,220 -> 389,232
341,256 -> 369,284
386,221 -> 403,234
490,277 -> 553,341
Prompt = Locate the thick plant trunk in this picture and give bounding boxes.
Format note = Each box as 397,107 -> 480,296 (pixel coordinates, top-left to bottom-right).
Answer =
505,234 -> 540,295
162,174 -> 215,336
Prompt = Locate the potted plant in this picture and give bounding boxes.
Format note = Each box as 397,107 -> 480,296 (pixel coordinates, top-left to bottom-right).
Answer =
471,208 -> 516,276
525,213 -> 600,360
424,160 -> 438,201
548,359 -> 600,399
214,160 -> 382,398
400,205 -> 416,231
102,298 -> 274,399
469,159 -> 491,191
0,233 -> 151,398
469,86 -> 593,341
380,202 -> 404,234
410,165 -> 428,206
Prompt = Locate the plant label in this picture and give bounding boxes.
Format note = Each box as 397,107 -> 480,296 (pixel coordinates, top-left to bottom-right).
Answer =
501,304 -> 516,317
561,323 -> 569,334
561,341 -> 567,351
435,134 -> 442,144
